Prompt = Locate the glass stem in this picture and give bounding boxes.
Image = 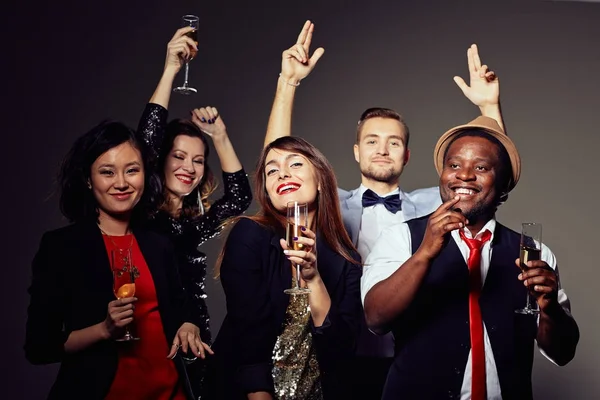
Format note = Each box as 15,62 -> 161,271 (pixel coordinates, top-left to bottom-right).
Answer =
525,291 -> 532,309
183,62 -> 190,86
296,263 -> 302,289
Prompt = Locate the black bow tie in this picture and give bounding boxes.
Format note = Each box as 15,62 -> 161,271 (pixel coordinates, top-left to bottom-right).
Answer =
361,189 -> 402,213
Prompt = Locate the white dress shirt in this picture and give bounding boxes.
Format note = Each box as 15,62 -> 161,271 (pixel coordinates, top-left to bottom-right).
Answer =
361,219 -> 571,399
356,184 -> 405,262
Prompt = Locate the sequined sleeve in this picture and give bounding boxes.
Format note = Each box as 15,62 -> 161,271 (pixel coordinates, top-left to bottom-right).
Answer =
176,169 -> 253,247
137,102 -> 168,164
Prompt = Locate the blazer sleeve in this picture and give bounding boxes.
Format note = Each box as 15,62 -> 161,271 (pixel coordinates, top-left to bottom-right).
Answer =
311,254 -> 363,366
24,232 -> 69,365
219,218 -> 277,394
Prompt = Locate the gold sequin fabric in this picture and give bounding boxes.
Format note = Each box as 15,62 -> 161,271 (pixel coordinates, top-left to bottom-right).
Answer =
272,286 -> 323,400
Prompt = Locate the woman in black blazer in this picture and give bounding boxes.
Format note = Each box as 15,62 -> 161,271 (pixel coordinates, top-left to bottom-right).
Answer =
24,121 -> 203,399
207,137 -> 363,400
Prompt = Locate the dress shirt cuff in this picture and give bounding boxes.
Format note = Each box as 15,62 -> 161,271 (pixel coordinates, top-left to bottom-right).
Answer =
237,363 -> 274,394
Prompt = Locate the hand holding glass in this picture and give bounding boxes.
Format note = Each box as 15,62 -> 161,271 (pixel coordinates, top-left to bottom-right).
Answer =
111,248 -> 140,341
515,222 -> 542,315
173,15 -> 199,95
284,201 -> 311,295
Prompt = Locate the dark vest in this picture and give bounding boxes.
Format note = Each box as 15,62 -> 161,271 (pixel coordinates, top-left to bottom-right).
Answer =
382,216 -> 537,400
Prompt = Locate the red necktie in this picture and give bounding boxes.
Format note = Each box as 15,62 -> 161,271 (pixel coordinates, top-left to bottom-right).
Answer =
459,229 -> 492,400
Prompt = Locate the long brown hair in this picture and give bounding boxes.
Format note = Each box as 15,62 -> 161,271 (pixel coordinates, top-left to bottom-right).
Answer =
157,119 -> 217,217
214,136 -> 358,277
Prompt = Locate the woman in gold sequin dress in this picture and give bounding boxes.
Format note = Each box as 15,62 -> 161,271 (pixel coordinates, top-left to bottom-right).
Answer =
206,137 -> 362,400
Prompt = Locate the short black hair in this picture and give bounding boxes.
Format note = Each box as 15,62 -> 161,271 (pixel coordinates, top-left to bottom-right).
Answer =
58,120 -> 160,224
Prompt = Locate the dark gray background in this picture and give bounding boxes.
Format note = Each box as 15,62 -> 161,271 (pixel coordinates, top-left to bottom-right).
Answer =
4,0 -> 598,398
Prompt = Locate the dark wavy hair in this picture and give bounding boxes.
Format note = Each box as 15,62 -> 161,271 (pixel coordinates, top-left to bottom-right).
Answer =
215,136 -> 358,277
156,119 -> 217,217
58,120 -> 160,224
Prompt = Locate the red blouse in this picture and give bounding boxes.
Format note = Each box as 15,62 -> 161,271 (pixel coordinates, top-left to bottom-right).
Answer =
102,234 -> 186,400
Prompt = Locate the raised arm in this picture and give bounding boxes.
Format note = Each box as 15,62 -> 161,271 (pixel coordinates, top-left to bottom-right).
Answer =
149,27 -> 197,109
263,20 -> 324,147
137,28 -> 198,161
453,44 -> 506,132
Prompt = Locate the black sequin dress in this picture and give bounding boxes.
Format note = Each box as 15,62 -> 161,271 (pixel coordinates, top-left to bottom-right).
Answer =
137,103 -> 252,398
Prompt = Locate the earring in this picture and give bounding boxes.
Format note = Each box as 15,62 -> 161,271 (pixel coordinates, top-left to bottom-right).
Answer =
197,190 -> 205,215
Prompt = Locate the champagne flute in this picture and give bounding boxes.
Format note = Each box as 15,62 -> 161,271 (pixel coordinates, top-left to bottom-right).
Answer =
173,15 -> 199,95
515,223 -> 542,315
284,201 -> 311,295
111,248 -> 140,341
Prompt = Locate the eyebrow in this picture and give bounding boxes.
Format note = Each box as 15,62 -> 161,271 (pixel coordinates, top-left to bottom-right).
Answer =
172,148 -> 204,158
97,161 -> 142,169
265,153 -> 304,167
362,133 -> 404,141
446,155 -> 493,164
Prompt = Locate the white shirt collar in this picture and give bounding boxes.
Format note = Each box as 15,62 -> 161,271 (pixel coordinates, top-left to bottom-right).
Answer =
459,218 -> 497,241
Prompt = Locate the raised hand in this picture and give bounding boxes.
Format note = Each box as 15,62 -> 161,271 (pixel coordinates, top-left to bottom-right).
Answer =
164,27 -> 198,73
280,20 -> 325,84
453,44 -> 499,108
416,196 -> 467,261
191,106 -> 227,140
280,226 -> 319,282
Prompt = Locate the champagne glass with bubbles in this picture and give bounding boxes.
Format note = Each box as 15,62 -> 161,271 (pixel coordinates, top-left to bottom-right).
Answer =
515,223 -> 542,315
284,201 -> 311,295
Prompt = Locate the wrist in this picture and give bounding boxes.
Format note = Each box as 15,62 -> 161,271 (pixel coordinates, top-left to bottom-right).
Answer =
478,103 -> 500,116
305,274 -> 323,288
278,73 -> 301,87
97,321 -> 111,340
541,298 -> 563,317
414,247 -> 435,265
210,132 -> 230,145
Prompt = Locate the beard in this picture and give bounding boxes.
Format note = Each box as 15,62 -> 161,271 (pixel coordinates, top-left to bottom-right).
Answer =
361,164 -> 401,184
441,189 -> 498,226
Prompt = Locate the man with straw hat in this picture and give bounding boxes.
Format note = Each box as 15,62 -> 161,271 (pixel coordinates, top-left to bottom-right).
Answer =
361,116 -> 579,399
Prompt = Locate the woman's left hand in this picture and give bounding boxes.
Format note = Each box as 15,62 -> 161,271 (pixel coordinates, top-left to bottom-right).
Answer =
167,322 -> 214,360
280,226 -> 319,282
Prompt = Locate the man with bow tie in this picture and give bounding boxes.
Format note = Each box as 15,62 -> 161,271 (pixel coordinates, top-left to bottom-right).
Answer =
262,20 -> 506,400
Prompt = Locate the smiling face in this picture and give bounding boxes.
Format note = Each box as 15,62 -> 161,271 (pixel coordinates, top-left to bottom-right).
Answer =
353,117 -> 410,184
440,135 -> 505,226
264,148 -> 320,213
90,141 -> 145,219
163,134 -> 206,199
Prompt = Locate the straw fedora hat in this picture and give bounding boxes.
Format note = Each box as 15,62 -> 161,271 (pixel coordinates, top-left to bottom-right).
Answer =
433,116 -> 521,191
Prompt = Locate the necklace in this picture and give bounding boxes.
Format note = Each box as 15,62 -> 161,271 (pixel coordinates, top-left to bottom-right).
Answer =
98,226 -> 140,279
